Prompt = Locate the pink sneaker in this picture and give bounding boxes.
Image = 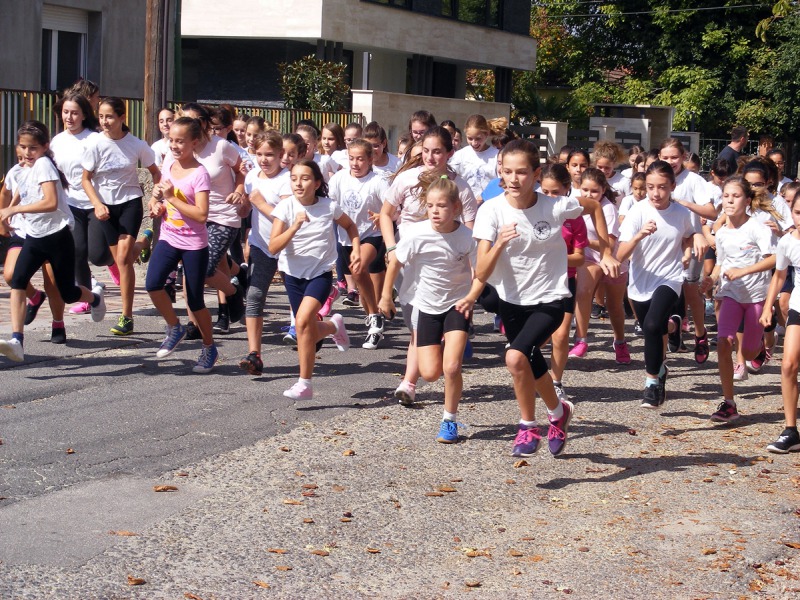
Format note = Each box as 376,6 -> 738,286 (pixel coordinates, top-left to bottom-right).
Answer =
329,313 -> 350,351
318,285 -> 340,318
283,380 -> 313,400
108,263 -> 121,285
69,302 -> 91,315
614,341 -> 631,365
682,317 -> 691,332
568,340 -> 588,358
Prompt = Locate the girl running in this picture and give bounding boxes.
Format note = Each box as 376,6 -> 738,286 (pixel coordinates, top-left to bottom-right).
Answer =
82,97 -> 160,336
151,107 -> 175,167
0,121 -> 106,362
473,139 -> 619,457
146,117 -> 218,373
449,114 -> 505,202
616,161 -> 707,408
269,159 -> 361,400
379,177 -> 482,443
701,176 -> 776,422
239,130 -> 291,375
409,111 -> 436,141
363,122 -> 400,181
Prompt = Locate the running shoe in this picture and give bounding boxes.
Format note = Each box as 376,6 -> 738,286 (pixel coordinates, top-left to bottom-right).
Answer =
362,331 -> 384,350
185,321 -> 202,340
590,302 -> 602,319
365,313 -> 385,334
91,276 -> 105,290
0,338 -> 24,362
547,400 -> 574,456
511,423 -> 541,457
192,344 -> 218,374
108,263 -> 121,286
318,285 -> 340,318
156,323 -> 187,358
694,333 -> 710,364
394,380 -> 416,406
213,310 -> 230,334
640,384 -> 663,409
746,342 -> 767,373
69,302 -> 91,315
329,313 -> 350,351
667,315 -> 682,353
553,382 -> 567,404
24,291 -> 46,326
766,428 -> 800,453
733,363 -> 748,381
705,299 -> 715,316
633,320 -> 643,336
226,282 -> 246,324
682,317 -> 691,332
436,420 -> 460,444
91,286 -> 106,322
659,364 -> 669,400
493,315 -> 502,333
283,380 -> 313,400
239,351 -> 263,376
568,340 -> 588,358
614,341 -> 631,365
598,305 -> 609,320
138,228 -> 153,263
710,400 -> 740,423
342,290 -> 360,306
282,325 -> 297,346
51,325 -> 67,345
110,315 -> 133,336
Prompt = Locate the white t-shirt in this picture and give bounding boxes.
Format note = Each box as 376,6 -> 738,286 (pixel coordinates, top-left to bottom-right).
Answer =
618,200 -> 694,302
331,149 -> 348,170
314,153 -> 339,182
271,196 -> 343,279
673,168 -> 712,232
244,168 -> 291,257
449,145 -> 498,199
715,217 -> 776,303
778,176 -> 793,194
583,197 -> 620,265
51,129 -> 100,210
151,137 -> 169,168
618,194 -> 639,219
82,132 -> 155,205
16,157 -> 73,238
608,171 -> 631,199
3,163 -> 27,237
384,167 -> 478,238
776,234 -> 800,313
328,169 -> 389,245
706,180 -> 723,210
395,220 -> 476,314
472,193 -> 583,305
372,153 -> 401,181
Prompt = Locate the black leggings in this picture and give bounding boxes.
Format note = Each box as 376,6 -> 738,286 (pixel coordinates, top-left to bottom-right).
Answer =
499,298 -> 564,379
70,205 -> 113,288
11,227 -> 83,304
145,241 -> 209,312
631,285 -> 680,376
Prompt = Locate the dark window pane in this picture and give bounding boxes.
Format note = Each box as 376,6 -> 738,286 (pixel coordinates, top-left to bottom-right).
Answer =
41,29 -> 53,90
56,31 -> 83,91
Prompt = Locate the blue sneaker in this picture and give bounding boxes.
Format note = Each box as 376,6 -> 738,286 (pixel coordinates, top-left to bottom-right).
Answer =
282,325 -> 297,346
156,323 -> 187,358
463,339 -> 473,359
511,423 -> 541,457
193,344 -> 218,374
436,420 -> 460,444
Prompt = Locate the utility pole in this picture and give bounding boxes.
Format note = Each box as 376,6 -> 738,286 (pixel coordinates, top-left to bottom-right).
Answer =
144,0 -> 172,144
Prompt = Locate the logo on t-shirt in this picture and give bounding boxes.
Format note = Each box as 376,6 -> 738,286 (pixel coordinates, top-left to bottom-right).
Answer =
533,221 -> 552,240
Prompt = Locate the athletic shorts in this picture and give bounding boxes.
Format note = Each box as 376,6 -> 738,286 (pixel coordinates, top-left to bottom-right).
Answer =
337,236 -> 386,275
98,197 -> 143,245
206,221 -> 240,278
415,305 -> 470,347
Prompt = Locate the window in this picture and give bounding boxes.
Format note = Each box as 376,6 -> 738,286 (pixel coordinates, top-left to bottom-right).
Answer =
361,1 -> 504,29
41,5 -> 88,91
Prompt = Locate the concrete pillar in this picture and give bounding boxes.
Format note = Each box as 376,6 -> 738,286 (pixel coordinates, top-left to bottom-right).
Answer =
595,125 -> 617,143
540,121 -> 568,159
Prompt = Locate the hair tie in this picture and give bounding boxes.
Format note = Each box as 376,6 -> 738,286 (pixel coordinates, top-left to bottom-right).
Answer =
440,174 -> 448,179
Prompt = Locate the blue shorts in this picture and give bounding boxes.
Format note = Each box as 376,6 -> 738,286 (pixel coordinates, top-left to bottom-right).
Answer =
284,271 -> 333,315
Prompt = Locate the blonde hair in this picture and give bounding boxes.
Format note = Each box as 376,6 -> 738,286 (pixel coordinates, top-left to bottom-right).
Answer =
464,114 -> 507,137
593,140 -> 624,165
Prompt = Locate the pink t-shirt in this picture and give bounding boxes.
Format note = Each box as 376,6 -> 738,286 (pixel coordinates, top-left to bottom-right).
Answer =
562,217 -> 588,278
159,163 -> 211,250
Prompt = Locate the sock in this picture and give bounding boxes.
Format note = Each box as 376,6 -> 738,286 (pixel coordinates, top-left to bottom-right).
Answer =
658,363 -> 667,378
90,293 -> 101,308
443,410 -> 457,422
552,379 -> 562,386
576,337 -> 586,343
403,380 -> 417,390
548,402 -> 564,421
645,377 -> 659,387
520,419 -> 537,428
52,320 -> 65,330
299,377 -> 312,387
787,426 -> 798,432
28,290 -> 43,305
290,311 -> 296,326
724,398 -> 736,407
12,332 -> 24,344
614,339 -> 626,346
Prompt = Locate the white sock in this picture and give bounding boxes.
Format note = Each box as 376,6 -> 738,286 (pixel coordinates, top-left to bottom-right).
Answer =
520,419 -> 537,427
299,377 -> 312,387
548,402 -> 564,421
443,410 -> 457,422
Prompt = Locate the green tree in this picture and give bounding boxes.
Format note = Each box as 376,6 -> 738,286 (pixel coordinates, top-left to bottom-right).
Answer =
278,55 -> 350,111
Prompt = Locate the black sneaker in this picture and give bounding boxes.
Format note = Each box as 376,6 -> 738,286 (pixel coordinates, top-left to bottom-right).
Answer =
766,428 -> 800,453
185,321 -> 202,340
226,282 -> 246,324
51,326 -> 67,344
598,305 -> 609,319
658,364 -> 669,403
24,292 -> 46,326
214,309 -> 230,334
633,320 -> 643,336
640,384 -> 664,409
343,290 -> 360,306
164,282 -> 177,304
591,302 -> 602,319
238,351 -> 263,376
667,314 -> 682,353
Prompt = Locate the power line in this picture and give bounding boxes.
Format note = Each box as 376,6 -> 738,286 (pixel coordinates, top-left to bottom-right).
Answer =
537,3 -> 770,18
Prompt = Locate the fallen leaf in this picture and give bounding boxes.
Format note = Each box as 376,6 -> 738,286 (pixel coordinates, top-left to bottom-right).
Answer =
267,548 -> 287,554
438,485 -> 457,493
342,449 -> 356,456
508,549 -> 524,557
176,472 -> 189,477
366,547 -> 381,554
275,566 -> 292,571
531,555 -> 544,562
127,575 -> 146,586
334,430 -> 348,436
702,548 -> 718,555
340,517 -> 352,522
302,484 -> 318,490
442,581 -> 450,590
2,405 -> 16,409
283,499 -> 303,505
153,485 -> 178,492
109,530 -> 138,536
294,471 -> 305,477
506,479 -> 516,484
252,580 -> 270,588
310,549 -> 330,556
332,485 -> 346,492
343,511 -> 353,517
513,460 -> 529,468
425,491 -> 445,497
782,542 -> 800,549
577,546 -> 590,552
451,478 -> 463,482
303,518 -> 314,524
279,446 -> 291,452
66,448 -> 75,454
301,492 -> 317,497
184,594 -> 203,600
465,580 -> 482,588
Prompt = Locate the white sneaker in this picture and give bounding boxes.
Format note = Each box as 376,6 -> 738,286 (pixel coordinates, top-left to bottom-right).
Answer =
91,276 -> 105,289
553,383 -> 568,404
329,313 -> 350,351
0,338 -> 24,362
362,331 -> 384,350
90,286 -> 106,322
394,380 -> 416,405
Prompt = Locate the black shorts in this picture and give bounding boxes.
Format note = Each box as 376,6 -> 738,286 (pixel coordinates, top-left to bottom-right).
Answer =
415,306 -> 470,347
98,198 -> 143,245
337,236 -> 386,275
781,268 -> 795,295
788,309 -> 800,327
7,234 -> 25,250
563,276 -> 577,314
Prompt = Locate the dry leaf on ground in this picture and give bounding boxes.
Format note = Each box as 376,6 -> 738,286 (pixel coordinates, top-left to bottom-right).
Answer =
342,449 -> 356,456
267,548 -> 287,554
252,580 -> 270,588
366,547 -> 381,553
283,499 -> 303,505
184,593 -> 203,600
127,575 -> 146,586
66,448 -> 75,454
310,549 -> 330,556
513,460 -> 529,468
153,485 -> 178,492
108,530 -> 138,536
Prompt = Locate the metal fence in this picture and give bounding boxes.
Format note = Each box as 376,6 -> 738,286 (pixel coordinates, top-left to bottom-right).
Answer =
0,88 -> 364,176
